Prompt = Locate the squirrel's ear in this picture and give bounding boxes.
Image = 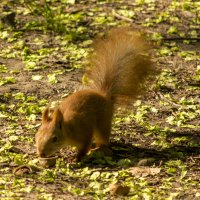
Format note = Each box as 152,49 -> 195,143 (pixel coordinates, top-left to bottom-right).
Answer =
42,107 -> 50,122
54,108 -> 63,124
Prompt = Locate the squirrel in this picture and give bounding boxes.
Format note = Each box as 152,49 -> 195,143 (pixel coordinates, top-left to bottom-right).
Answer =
35,27 -> 156,161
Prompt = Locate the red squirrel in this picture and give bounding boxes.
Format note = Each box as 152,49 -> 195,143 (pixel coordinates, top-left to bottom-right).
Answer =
35,27 -> 156,161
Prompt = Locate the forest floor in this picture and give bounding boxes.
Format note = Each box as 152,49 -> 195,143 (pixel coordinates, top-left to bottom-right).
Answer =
0,0 -> 200,199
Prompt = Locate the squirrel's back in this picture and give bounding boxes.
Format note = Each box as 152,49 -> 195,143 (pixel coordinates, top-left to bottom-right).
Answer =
86,27 -> 156,102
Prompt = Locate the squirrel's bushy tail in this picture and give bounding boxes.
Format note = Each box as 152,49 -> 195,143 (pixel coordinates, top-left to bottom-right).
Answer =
87,27 -> 156,102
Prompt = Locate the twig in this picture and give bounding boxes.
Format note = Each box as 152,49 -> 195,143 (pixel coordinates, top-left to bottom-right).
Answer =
192,156 -> 200,159
189,156 -> 195,163
113,12 -> 133,22
162,37 -> 200,41
157,92 -> 182,108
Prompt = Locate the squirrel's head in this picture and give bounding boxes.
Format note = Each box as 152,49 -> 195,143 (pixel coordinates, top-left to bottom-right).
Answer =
35,107 -> 65,158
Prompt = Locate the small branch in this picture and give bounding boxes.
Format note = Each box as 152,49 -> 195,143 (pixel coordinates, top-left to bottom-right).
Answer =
157,92 -> 182,108
113,12 -> 133,22
162,37 -> 200,41
192,156 -> 200,159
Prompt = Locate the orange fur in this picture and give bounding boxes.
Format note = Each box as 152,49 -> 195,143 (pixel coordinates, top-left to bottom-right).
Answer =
35,27 -> 157,161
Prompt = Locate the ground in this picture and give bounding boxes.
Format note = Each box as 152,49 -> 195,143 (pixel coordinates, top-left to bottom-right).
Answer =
0,0 -> 200,199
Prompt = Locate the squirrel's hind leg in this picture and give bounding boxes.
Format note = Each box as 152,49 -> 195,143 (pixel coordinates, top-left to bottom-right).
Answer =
76,141 -> 91,162
91,123 -> 113,157
94,103 -> 113,147
94,120 -> 112,148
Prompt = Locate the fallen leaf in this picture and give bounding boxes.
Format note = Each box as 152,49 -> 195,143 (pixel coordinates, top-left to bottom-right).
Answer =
13,165 -> 32,176
137,158 -> 155,166
130,167 -> 161,177
39,156 -> 57,168
109,184 -> 130,196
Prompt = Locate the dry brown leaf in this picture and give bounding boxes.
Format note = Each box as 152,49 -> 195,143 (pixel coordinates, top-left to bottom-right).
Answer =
13,165 -> 32,176
39,156 -> 57,168
130,167 -> 161,177
109,184 -> 130,196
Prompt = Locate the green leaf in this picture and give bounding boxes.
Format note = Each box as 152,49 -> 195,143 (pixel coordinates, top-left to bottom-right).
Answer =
0,77 -> 15,86
47,74 -> 58,84
32,75 -> 43,81
167,26 -> 178,34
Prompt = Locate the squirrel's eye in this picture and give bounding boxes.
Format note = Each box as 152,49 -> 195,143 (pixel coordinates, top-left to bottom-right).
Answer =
52,136 -> 58,143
